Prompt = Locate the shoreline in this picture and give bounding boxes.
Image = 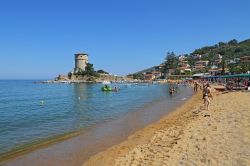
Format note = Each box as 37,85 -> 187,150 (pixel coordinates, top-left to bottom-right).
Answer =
82,89 -> 200,166
0,131 -> 80,162
83,90 -> 250,166
34,80 -> 168,84
1,86 -> 193,166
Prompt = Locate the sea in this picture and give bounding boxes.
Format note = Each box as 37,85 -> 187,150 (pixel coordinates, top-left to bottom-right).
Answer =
0,80 -> 193,158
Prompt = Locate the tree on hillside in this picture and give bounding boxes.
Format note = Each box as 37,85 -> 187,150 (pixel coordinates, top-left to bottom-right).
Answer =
76,63 -> 99,77
228,39 -> 238,45
165,52 -> 178,69
240,63 -> 250,73
228,64 -> 243,74
234,47 -> 242,53
132,73 -> 144,80
218,42 -> 227,47
192,48 -> 206,55
85,63 -> 96,76
221,58 -> 226,75
188,38 -> 250,68
97,69 -> 109,74
164,52 -> 178,75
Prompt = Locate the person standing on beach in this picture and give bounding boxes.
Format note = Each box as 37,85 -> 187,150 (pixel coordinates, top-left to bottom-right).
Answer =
194,82 -> 198,92
203,83 -> 213,110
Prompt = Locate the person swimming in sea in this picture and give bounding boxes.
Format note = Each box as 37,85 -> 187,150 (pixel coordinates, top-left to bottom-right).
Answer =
169,86 -> 174,96
113,86 -> 119,92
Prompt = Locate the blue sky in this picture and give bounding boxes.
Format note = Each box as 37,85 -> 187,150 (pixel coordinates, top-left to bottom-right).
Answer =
0,0 -> 250,79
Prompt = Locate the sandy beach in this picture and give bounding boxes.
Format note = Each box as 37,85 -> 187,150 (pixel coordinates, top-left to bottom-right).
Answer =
83,90 -> 250,166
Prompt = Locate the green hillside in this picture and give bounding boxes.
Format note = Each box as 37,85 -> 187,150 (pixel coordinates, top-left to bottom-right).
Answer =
190,39 -> 250,62
130,38 -> 250,78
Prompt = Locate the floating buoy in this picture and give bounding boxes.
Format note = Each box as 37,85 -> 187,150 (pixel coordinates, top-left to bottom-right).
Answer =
40,100 -> 45,105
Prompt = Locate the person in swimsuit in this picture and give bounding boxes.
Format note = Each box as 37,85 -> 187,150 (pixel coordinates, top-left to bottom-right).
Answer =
169,86 -> 173,96
203,83 -> 212,110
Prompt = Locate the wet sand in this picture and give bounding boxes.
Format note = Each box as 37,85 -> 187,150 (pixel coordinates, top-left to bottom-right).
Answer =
83,91 -> 250,166
1,87 -> 192,166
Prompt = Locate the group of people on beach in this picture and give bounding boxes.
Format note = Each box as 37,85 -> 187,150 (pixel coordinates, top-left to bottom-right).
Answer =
168,80 -> 213,110
202,76 -> 250,91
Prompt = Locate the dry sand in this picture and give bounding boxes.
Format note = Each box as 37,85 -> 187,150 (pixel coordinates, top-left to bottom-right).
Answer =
83,91 -> 250,166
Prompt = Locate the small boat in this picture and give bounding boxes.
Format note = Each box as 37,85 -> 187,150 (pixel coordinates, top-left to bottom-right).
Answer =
101,85 -> 112,91
214,85 -> 226,91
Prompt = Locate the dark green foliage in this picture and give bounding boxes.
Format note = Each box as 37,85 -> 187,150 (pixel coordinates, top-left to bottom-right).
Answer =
85,63 -> 96,76
131,73 -> 144,79
228,39 -> 238,45
76,63 -> 99,77
228,64 -> 242,74
184,70 -> 192,75
174,69 -> 181,75
133,38 -> 250,77
68,72 -> 72,78
165,52 -> 178,70
191,39 -> 250,60
186,56 -> 195,66
240,63 -> 250,73
97,69 -> 109,74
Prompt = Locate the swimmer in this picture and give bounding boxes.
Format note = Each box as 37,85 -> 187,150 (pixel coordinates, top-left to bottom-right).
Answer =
40,100 -> 45,106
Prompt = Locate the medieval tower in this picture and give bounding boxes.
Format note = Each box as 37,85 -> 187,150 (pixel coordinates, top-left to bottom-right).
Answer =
74,53 -> 88,73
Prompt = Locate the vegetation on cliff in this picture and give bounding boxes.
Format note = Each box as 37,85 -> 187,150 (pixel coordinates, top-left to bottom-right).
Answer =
68,63 -> 100,79
130,38 -> 250,78
165,38 -> 250,74
187,39 -> 250,65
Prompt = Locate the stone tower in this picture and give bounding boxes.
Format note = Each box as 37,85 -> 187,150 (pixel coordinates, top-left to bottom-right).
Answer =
74,53 -> 88,73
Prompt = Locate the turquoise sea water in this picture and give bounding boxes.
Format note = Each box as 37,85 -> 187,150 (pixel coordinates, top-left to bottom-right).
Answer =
0,80 -> 191,155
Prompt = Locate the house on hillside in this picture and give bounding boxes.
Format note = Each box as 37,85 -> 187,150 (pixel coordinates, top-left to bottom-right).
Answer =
192,54 -> 202,60
194,61 -> 209,70
166,69 -> 176,76
225,58 -> 240,65
177,61 -> 191,74
240,56 -> 250,63
143,72 -> 155,81
214,54 -> 223,64
208,64 -> 230,76
143,71 -> 162,80
178,55 -> 187,61
209,68 -> 229,76
157,63 -> 165,71
152,71 -> 162,79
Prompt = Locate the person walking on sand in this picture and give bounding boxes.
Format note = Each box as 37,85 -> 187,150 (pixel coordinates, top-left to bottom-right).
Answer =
203,83 -> 213,110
